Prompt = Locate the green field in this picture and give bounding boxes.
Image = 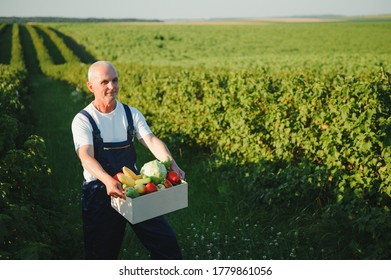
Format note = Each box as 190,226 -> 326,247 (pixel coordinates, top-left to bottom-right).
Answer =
51,20 -> 391,70
0,18 -> 390,259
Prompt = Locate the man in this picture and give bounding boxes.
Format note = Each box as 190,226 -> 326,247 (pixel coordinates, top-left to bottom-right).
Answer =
71,61 -> 184,259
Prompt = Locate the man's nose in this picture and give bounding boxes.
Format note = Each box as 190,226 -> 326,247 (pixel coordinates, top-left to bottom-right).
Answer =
107,81 -> 116,89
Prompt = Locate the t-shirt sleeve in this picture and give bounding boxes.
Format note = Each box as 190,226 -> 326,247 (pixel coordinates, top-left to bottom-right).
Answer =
71,113 -> 94,152
132,107 -> 153,140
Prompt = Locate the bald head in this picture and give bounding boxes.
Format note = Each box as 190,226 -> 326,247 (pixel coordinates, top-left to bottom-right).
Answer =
88,61 -> 117,81
86,61 -> 120,108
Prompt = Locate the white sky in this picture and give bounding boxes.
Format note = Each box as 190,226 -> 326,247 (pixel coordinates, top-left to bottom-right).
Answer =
0,0 -> 390,20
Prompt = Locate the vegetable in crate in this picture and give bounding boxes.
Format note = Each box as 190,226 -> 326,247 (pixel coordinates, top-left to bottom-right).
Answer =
134,184 -> 146,194
122,166 -> 142,180
145,182 -> 158,193
166,171 -> 181,185
125,187 -> 140,198
114,172 -> 135,187
140,160 -> 167,184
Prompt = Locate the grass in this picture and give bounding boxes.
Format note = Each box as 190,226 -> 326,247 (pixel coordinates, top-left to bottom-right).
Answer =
28,73 -> 87,258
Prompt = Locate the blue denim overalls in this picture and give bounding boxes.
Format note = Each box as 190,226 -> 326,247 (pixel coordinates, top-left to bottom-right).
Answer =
79,103 -> 182,260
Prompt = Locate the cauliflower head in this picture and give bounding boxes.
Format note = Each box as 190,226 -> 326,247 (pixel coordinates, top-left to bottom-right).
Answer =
140,160 -> 167,184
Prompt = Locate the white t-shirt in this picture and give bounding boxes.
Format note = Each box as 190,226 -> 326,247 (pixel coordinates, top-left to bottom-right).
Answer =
71,100 -> 152,182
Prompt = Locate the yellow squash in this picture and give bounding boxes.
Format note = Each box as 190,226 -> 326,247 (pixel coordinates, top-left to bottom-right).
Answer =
122,166 -> 142,180
116,173 -> 135,187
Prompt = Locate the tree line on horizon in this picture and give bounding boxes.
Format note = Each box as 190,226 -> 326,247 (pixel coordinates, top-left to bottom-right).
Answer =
0,17 -> 162,23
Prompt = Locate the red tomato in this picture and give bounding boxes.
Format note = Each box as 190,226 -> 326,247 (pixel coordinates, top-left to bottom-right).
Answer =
166,171 -> 181,185
145,182 -> 158,193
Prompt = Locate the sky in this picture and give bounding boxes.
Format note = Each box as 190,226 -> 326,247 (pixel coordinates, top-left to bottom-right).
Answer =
1,0 -> 390,20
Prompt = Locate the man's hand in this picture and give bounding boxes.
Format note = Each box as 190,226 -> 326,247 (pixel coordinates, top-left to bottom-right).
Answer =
105,177 -> 125,199
140,135 -> 185,179
171,160 -> 185,181
77,145 -> 126,199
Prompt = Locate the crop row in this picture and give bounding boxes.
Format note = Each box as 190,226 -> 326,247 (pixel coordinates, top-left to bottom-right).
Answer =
0,24 -> 50,259
116,65 -> 391,191
0,24 -> 79,259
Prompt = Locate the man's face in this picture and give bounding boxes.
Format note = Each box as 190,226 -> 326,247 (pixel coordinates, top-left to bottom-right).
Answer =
87,64 -> 119,105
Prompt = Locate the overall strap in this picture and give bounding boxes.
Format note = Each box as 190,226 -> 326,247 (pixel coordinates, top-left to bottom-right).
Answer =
122,104 -> 135,141
79,110 -> 102,140
79,110 -> 103,159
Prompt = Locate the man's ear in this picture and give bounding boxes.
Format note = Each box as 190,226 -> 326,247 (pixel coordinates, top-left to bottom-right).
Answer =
86,81 -> 93,93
